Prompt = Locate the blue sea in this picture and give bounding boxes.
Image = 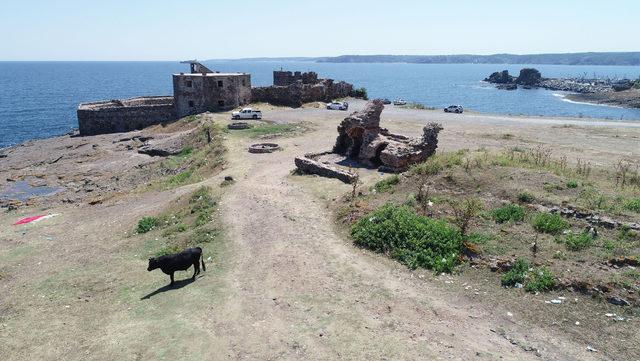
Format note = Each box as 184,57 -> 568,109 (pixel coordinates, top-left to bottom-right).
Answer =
1,61 -> 640,149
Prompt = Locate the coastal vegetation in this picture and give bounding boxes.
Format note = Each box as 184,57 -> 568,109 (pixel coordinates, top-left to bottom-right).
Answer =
337,145 -> 640,300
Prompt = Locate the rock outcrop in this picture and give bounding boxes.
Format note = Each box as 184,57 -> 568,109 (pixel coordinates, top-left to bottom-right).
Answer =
333,99 -> 442,172
515,68 -> 542,86
484,70 -> 514,84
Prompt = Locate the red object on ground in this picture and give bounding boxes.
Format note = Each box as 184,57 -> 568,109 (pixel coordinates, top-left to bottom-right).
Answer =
13,215 -> 46,225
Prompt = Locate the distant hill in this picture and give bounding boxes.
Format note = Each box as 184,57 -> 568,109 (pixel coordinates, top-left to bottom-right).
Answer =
316,53 -> 640,66
215,53 -> 640,66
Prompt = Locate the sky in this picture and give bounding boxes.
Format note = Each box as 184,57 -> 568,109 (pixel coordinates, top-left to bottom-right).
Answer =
1,0 -> 638,61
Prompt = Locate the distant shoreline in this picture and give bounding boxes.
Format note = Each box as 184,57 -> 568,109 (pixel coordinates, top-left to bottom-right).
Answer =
211,52 -> 640,66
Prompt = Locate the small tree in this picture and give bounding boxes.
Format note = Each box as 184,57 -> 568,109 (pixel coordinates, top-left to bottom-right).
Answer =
448,197 -> 484,236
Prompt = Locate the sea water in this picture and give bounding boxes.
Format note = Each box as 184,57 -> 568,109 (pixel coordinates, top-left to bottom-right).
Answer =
1,61 -> 639,148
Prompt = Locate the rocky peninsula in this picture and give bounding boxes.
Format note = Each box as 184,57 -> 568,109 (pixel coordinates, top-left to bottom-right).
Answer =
484,68 -> 640,108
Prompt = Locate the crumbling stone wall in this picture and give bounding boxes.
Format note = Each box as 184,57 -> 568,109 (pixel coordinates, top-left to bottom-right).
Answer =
273,70 -> 319,86
77,96 -> 176,136
333,99 -> 442,172
252,78 -> 353,107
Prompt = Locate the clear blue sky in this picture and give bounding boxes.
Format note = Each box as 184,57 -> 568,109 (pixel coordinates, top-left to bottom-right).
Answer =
1,0 -> 638,60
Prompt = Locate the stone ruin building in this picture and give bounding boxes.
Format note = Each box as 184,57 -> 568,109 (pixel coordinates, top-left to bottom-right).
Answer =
77,62 -> 355,136
251,70 -> 354,108
173,61 -> 251,118
295,99 -> 442,183
77,61 -> 251,136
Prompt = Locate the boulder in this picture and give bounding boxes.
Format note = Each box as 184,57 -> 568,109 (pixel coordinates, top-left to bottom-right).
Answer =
484,70 -> 514,84
515,68 -> 542,86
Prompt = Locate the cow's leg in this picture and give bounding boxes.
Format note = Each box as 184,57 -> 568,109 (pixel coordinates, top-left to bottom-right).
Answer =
192,261 -> 199,280
169,272 -> 174,286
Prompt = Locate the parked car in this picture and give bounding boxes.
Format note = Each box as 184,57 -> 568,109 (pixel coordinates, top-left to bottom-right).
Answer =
232,108 -> 262,119
326,101 -> 349,110
444,105 -> 464,113
393,99 -> 407,105
382,98 -> 392,105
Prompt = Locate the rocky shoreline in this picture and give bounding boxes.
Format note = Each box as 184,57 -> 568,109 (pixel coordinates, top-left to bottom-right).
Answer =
484,68 -> 640,108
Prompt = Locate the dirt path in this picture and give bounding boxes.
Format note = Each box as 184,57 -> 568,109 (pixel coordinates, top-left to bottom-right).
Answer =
209,132 -> 599,360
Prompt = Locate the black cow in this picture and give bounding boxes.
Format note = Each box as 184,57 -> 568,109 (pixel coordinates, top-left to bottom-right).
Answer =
147,247 -> 206,285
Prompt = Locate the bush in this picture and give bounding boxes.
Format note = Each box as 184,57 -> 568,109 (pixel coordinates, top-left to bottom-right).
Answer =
449,197 -> 484,235
517,191 -> 535,203
531,213 -> 569,234
624,198 -> 640,213
566,180 -> 578,189
563,232 -> 594,251
372,175 -> 400,193
491,204 -> 525,223
350,87 -> 369,100
501,258 -> 530,287
525,267 -> 556,292
501,258 -> 556,292
137,216 -> 159,234
351,204 -> 463,273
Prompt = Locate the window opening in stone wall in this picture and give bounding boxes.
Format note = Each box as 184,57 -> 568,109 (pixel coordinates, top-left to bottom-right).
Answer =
217,80 -> 223,87
188,100 -> 194,107
186,80 -> 192,87
218,100 -> 225,107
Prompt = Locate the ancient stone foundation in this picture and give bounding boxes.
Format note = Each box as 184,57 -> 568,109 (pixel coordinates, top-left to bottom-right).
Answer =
77,96 -> 175,136
295,99 -> 442,183
294,152 -> 358,184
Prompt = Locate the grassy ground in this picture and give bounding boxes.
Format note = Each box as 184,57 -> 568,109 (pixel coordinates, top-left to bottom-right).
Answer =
336,146 -> 640,302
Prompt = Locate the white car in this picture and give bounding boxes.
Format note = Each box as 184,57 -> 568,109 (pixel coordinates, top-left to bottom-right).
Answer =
232,108 -> 262,119
326,101 -> 349,110
444,105 -> 464,113
393,99 -> 407,105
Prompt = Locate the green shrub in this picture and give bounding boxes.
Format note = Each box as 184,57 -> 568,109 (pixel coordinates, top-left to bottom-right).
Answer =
372,175 -> 400,193
624,198 -> 640,213
563,232 -> 594,251
566,180 -> 578,188
531,213 -> 569,234
525,267 -> 556,292
517,191 -> 535,203
351,204 -> 463,273
137,216 -> 159,234
491,204 -> 525,223
501,258 -> 556,292
350,87 -> 368,100
501,258 -> 530,287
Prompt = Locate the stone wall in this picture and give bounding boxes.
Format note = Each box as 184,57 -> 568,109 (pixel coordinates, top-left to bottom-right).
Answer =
77,96 -> 176,136
252,79 -> 353,107
273,70 -> 319,86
